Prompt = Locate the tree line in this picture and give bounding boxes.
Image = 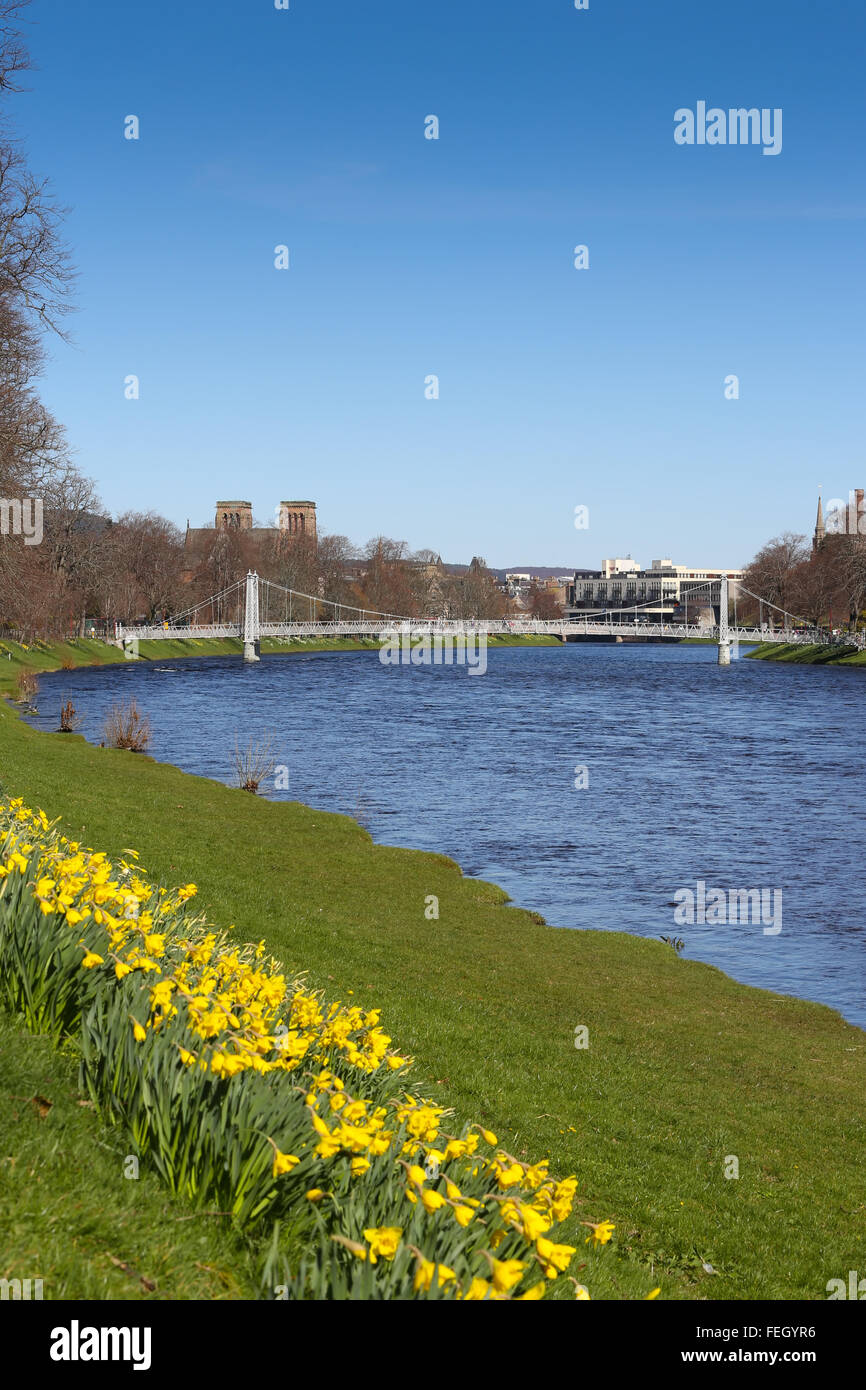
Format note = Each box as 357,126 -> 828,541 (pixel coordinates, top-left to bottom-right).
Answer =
742,523 -> 866,631
186,529 -> 511,625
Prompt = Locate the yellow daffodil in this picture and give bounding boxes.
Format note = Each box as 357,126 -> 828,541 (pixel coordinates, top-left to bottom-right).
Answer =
584,1219 -> 615,1247
414,1259 -> 456,1293
518,1203 -> 552,1241
421,1188 -> 447,1214
495,1162 -> 525,1190
452,1204 -> 475,1228
536,1236 -> 578,1277
461,1278 -> 494,1301
489,1258 -> 525,1294
363,1227 -> 401,1263
272,1148 -> 301,1177
518,1281 -> 546,1300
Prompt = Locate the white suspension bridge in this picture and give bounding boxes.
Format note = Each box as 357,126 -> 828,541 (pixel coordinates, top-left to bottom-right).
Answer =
118,572 -> 856,666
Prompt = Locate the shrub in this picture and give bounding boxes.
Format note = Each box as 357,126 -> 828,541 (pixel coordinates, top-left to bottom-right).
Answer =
15,668 -> 38,705
232,735 -> 275,793
103,697 -> 151,751
58,700 -> 82,733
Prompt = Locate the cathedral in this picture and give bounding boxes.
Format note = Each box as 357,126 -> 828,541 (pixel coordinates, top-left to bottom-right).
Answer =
211,499 -> 317,538
182,498 -> 318,583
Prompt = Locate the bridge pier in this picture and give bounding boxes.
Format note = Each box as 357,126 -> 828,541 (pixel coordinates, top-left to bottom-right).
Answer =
717,575 -> 731,665
243,570 -> 261,662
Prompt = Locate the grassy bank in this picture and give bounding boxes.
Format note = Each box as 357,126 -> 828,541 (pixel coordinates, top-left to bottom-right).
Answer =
1,664 -> 864,1301
746,641 -> 866,665
678,638 -> 760,647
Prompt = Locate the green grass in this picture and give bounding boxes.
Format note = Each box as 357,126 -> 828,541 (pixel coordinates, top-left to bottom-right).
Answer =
746,642 -> 864,665
0,1010 -> 259,1300
678,638 -> 759,647
1,646 -> 864,1300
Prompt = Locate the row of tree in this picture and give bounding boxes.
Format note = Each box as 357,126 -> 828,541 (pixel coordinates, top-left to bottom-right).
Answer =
185,529 -> 511,625
0,1 -> 95,636
742,529 -> 866,630
4,507 -> 520,636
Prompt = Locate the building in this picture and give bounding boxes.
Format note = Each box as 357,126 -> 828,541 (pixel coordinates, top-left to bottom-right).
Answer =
183,498 -> 318,583
566,558 -> 743,623
211,500 -> 317,539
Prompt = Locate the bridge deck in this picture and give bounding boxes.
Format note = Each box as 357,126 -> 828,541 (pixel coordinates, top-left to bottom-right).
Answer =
119,620 -> 858,647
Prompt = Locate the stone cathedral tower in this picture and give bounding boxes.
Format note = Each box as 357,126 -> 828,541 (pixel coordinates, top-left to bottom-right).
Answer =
278,501 -> 317,538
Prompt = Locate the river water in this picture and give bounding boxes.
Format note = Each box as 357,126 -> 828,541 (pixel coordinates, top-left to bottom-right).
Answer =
27,643 -> 866,1028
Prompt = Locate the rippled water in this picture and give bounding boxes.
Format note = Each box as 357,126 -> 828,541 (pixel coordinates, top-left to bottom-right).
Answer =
27,643 -> 866,1028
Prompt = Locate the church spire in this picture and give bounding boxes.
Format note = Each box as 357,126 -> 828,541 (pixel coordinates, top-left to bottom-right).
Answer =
813,491 -> 825,552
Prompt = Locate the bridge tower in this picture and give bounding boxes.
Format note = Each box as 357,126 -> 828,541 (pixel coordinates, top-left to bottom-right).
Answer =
718,574 -> 731,665
243,570 -> 261,662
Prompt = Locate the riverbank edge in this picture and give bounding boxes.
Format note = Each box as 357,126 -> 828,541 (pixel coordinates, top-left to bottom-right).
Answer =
745,641 -> 866,665
0,633 -> 563,688
1,664 -> 864,1301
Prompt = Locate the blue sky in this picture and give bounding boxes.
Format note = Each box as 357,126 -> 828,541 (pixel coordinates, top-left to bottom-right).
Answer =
17,0 -> 866,568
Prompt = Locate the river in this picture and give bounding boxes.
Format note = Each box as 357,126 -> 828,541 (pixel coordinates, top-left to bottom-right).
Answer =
27,642 -> 866,1028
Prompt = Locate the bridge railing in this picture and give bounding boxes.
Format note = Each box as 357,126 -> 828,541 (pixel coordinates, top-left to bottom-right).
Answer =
118,618 -> 866,648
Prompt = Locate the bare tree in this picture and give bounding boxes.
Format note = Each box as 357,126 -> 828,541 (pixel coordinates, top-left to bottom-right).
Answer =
108,511 -> 185,621
447,557 -> 506,620
743,533 -> 807,623
788,550 -> 846,628
357,537 -> 417,617
0,143 -> 74,336
836,532 -> 866,629
316,533 -> 356,608
0,2 -> 31,97
528,579 -> 563,621
0,2 -> 80,637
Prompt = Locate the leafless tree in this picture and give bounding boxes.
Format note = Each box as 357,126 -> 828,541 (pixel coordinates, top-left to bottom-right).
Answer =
836,532 -> 866,628
788,550 -> 846,628
357,537 -> 417,617
446,557 -> 506,620
743,533 -> 808,622
0,2 -> 80,636
528,580 -> 563,620
0,3 -> 31,98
